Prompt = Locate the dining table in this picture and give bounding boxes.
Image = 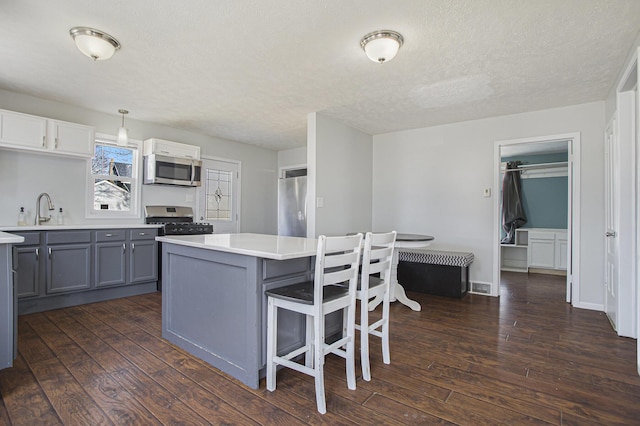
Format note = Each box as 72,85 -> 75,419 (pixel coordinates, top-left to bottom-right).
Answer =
367,233 -> 434,312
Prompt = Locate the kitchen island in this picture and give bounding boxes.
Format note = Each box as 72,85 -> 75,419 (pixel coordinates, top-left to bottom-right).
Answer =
1,232 -> 24,370
157,233 -> 341,389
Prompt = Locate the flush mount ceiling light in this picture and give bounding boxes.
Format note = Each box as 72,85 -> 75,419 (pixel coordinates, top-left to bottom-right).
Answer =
117,109 -> 128,146
360,30 -> 404,64
69,27 -> 121,61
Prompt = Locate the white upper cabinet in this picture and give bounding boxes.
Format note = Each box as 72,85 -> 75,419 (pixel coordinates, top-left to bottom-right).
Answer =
143,138 -> 200,160
0,110 -> 47,149
48,119 -> 94,157
0,109 -> 95,158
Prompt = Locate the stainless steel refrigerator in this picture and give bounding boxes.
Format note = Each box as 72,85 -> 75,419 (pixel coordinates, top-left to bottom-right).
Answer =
278,176 -> 307,237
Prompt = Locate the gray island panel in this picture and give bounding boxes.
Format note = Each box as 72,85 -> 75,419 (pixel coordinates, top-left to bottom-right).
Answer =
162,240 -> 314,388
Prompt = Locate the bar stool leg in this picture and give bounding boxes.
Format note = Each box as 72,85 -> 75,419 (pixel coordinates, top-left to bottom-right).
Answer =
360,300 -> 371,381
266,298 -> 277,391
313,311 -> 326,413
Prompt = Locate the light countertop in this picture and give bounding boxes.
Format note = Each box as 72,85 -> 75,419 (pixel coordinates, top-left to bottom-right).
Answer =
0,224 -> 162,232
157,233 -> 319,260
0,231 -> 25,244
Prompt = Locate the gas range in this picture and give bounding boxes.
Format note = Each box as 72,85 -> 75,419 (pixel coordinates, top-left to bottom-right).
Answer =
145,205 -> 213,236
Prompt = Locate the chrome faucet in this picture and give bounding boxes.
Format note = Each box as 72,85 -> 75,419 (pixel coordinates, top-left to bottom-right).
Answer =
35,192 -> 55,225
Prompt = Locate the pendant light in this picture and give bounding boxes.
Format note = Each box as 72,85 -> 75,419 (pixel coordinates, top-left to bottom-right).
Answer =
117,109 -> 128,146
360,30 -> 404,64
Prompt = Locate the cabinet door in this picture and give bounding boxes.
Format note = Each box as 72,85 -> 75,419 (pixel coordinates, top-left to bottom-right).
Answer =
528,238 -> 555,269
15,246 -> 40,298
49,120 -> 94,157
95,242 -> 126,287
46,244 -> 92,293
129,240 -> 157,283
144,138 -> 200,159
0,111 -> 47,149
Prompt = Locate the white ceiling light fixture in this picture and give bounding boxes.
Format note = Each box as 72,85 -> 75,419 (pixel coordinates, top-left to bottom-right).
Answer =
117,109 -> 128,146
360,30 -> 404,64
69,27 -> 121,61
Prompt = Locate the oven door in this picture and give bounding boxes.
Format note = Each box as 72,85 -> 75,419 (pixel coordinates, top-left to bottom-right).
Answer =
144,154 -> 202,187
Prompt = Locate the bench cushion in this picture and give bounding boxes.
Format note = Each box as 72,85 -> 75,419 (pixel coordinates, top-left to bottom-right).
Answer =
399,249 -> 474,267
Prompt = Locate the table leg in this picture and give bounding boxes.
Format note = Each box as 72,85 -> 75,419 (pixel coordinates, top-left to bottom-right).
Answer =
367,247 -> 422,312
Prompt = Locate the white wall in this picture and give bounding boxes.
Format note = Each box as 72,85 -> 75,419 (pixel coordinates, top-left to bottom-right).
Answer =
605,32 -> 640,121
277,146 -> 307,172
0,89 -> 278,233
373,101 -> 606,308
307,113 -> 373,237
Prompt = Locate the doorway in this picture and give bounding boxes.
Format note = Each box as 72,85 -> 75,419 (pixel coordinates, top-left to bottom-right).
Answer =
493,133 -> 581,303
196,156 -> 241,233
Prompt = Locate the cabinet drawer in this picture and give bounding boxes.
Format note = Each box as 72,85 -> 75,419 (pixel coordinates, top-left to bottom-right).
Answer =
528,231 -> 555,240
96,230 -> 126,242
130,229 -> 157,240
46,231 -> 91,244
14,232 -> 40,246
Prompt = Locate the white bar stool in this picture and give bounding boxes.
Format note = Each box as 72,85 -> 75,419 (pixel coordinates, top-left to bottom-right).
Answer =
355,231 -> 396,381
265,233 -> 363,414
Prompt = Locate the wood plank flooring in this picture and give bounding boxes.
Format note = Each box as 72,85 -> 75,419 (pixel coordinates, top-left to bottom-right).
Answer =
1,272 -> 639,424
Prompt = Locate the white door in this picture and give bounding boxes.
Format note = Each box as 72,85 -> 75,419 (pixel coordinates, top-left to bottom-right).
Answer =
604,117 -> 619,330
196,157 -> 240,233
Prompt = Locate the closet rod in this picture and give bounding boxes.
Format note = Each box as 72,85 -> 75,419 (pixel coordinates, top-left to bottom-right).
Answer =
502,161 -> 568,172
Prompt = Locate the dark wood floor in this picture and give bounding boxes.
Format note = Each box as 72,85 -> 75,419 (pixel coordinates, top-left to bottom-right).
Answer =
1,272 -> 639,425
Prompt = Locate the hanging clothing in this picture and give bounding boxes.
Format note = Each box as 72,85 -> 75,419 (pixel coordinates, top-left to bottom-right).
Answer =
501,161 -> 527,244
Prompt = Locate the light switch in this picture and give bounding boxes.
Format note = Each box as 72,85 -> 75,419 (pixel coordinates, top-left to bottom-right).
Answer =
316,197 -> 324,208
483,188 -> 491,197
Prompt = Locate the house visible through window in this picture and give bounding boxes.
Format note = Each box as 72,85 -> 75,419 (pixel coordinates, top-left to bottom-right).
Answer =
88,138 -> 139,217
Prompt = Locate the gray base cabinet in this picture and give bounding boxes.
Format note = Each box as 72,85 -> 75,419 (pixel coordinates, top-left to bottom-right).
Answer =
15,242 -> 40,298
47,241 -> 92,294
129,230 -> 157,283
14,228 -> 158,314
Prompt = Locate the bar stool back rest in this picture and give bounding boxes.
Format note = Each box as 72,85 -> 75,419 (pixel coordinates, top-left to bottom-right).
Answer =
265,233 -> 363,414
357,230 -> 396,381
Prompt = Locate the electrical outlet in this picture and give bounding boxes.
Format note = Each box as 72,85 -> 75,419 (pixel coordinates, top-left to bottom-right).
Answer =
316,197 -> 324,208
483,188 -> 491,197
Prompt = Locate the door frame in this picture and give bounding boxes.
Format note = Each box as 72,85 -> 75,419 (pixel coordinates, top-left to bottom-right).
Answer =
492,132 -> 581,303
196,155 -> 242,233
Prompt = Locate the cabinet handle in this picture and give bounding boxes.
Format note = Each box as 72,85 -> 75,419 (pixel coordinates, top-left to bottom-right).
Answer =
48,247 -> 52,259
139,232 -> 145,236
105,233 -> 113,237
42,135 -> 46,147
606,231 -> 616,237
123,243 -> 126,252
132,242 -> 135,252
35,248 -> 39,261
55,137 -> 58,148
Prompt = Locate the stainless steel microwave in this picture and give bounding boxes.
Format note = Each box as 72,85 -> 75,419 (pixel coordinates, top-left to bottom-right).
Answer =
143,154 -> 202,187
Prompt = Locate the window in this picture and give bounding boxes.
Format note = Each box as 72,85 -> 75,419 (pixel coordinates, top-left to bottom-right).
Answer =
86,134 -> 141,218
204,168 -> 233,221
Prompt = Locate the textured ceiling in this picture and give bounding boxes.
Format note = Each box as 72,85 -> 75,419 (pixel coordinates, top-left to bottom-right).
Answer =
1,0 -> 639,151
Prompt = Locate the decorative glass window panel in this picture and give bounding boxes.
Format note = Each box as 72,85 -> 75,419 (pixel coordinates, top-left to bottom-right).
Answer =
205,169 -> 232,221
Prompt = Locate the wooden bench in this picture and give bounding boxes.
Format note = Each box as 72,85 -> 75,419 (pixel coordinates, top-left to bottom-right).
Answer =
397,248 -> 474,298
